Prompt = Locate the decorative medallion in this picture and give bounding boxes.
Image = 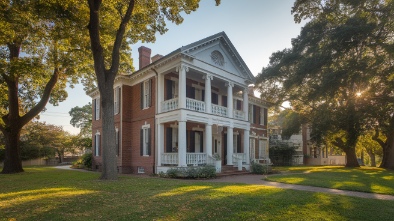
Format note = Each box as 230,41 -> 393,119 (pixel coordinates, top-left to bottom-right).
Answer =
210,50 -> 225,66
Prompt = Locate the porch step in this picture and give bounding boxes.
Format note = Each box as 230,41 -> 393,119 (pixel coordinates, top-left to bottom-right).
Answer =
217,165 -> 250,177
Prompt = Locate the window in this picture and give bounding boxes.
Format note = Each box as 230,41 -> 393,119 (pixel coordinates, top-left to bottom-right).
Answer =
114,87 -> 120,115
259,140 -> 267,158
140,124 -> 151,156
95,133 -> 100,156
212,93 -> 219,105
95,98 -> 100,120
116,128 -> 120,156
141,79 -> 151,109
248,104 -> 254,123
260,108 -> 264,125
233,134 -> 238,153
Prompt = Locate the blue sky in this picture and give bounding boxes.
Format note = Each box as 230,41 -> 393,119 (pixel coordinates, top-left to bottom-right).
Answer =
39,0 -> 306,134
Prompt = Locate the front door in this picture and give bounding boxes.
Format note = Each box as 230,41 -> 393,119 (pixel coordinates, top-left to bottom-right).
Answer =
212,135 -> 221,159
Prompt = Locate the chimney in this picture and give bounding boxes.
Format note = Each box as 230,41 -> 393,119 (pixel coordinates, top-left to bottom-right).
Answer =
151,54 -> 163,63
138,46 -> 151,70
248,86 -> 255,96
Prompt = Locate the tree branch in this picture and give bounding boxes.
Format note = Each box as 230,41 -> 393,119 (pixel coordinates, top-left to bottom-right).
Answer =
20,68 -> 60,127
110,0 -> 135,76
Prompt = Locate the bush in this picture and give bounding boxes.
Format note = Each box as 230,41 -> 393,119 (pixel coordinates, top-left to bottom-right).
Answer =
81,153 -> 92,169
251,162 -> 271,174
160,165 -> 216,179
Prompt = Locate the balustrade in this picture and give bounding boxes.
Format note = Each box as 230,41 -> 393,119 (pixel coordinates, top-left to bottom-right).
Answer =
234,110 -> 245,120
212,104 -> 228,117
186,98 -> 205,112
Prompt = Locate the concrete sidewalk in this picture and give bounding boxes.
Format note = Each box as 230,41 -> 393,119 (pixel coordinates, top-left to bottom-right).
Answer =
206,174 -> 394,201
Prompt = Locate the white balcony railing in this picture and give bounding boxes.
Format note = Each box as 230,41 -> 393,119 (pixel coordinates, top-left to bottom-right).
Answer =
212,104 -> 227,117
161,98 -> 178,112
234,110 -> 245,120
186,98 -> 205,113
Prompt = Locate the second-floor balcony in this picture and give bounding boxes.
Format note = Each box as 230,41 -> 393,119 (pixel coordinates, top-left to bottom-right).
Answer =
161,97 -> 245,120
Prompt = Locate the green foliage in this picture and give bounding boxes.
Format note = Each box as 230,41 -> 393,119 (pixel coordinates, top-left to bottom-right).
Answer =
160,165 -> 216,179
251,162 -> 271,174
72,153 -> 92,169
269,143 -> 297,166
69,103 -> 92,137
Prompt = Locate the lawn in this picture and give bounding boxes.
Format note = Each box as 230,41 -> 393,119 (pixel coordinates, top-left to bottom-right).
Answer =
1,167 -> 394,220
267,166 -> 394,195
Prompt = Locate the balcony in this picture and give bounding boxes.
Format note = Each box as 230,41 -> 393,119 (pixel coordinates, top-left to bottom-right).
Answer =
161,98 -> 246,120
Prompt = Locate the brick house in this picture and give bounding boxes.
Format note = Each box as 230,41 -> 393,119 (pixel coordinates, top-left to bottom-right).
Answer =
89,32 -> 270,174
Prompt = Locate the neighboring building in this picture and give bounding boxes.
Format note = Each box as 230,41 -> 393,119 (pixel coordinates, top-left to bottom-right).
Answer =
89,32 -> 270,174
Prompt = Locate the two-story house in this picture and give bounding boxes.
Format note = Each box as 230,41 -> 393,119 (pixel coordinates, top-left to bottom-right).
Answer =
90,32 -> 270,174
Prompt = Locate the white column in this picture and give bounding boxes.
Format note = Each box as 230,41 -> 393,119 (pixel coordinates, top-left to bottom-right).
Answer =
157,73 -> 164,113
226,126 -> 233,165
205,123 -> 212,156
157,123 -> 164,166
226,82 -> 234,118
244,129 -> 250,164
204,74 -> 212,114
178,121 -> 187,167
243,88 -> 249,121
177,65 -> 188,109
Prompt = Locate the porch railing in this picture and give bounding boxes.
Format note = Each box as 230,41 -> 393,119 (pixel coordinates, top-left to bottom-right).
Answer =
161,153 -> 178,165
234,110 -> 245,120
233,153 -> 247,164
161,153 -> 208,166
186,153 -> 207,165
161,98 -> 178,112
212,104 -> 227,117
186,98 -> 205,113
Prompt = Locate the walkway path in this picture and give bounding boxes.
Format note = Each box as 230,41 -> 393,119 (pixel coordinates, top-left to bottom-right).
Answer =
54,166 -> 394,201
206,174 -> 394,201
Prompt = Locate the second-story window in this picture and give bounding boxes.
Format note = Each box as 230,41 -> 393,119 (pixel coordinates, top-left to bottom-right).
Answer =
141,79 -> 152,109
95,98 -> 100,120
114,87 -> 120,115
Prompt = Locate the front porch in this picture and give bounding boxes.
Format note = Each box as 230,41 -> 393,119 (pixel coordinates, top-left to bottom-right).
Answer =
156,120 -> 251,173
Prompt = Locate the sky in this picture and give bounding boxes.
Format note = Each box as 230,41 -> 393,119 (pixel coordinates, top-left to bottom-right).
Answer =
38,0 -> 306,134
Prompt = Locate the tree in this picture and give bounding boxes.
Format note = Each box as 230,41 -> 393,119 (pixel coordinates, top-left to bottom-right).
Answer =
256,0 -> 394,167
0,1 -> 90,173
69,103 -> 92,137
357,132 -> 383,167
86,0 -> 220,180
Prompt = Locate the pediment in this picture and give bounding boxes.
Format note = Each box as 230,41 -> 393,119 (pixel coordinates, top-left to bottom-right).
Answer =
181,32 -> 255,83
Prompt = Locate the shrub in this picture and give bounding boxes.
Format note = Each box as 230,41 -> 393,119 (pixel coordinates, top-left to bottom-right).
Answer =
251,162 -> 271,174
81,153 -> 92,169
162,165 -> 216,179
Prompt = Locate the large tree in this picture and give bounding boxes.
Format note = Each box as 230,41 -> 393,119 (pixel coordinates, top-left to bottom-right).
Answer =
86,0 -> 220,180
69,103 -> 92,137
0,1 -> 90,173
256,0 -> 394,167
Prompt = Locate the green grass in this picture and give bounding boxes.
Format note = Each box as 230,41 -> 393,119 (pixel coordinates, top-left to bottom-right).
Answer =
1,167 -> 394,221
267,166 -> 394,195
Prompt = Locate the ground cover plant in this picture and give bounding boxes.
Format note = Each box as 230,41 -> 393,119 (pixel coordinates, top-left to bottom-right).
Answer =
1,167 -> 394,220
267,166 -> 394,195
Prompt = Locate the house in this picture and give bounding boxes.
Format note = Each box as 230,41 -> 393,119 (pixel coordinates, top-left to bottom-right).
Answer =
89,32 -> 270,174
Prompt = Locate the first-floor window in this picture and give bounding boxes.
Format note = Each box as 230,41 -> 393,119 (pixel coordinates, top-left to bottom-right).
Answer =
259,140 -> 267,158
116,129 -> 120,156
140,125 -> 151,156
95,133 -> 100,156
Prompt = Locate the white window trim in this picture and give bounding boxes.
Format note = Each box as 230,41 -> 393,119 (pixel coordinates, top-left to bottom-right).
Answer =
142,123 -> 150,156
114,87 -> 120,115
95,98 -> 100,120
95,131 -> 100,156
260,108 -> 264,126
143,80 -> 151,109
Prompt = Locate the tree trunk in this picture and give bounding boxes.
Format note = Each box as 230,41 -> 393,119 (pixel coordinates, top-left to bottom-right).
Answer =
344,148 -> 360,167
2,128 -> 23,173
384,137 -> 394,170
366,150 -> 376,167
98,79 -> 118,180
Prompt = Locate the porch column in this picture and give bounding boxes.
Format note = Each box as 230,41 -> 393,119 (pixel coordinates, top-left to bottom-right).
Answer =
244,128 -> 250,164
157,123 -> 164,166
226,82 -> 234,118
204,74 -> 212,114
243,88 -> 249,121
205,123 -> 212,156
157,73 -> 164,113
178,121 -> 187,167
226,126 -> 234,165
177,64 -> 188,109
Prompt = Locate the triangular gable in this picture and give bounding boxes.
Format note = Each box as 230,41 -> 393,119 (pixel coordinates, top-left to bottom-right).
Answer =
180,32 -> 255,83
